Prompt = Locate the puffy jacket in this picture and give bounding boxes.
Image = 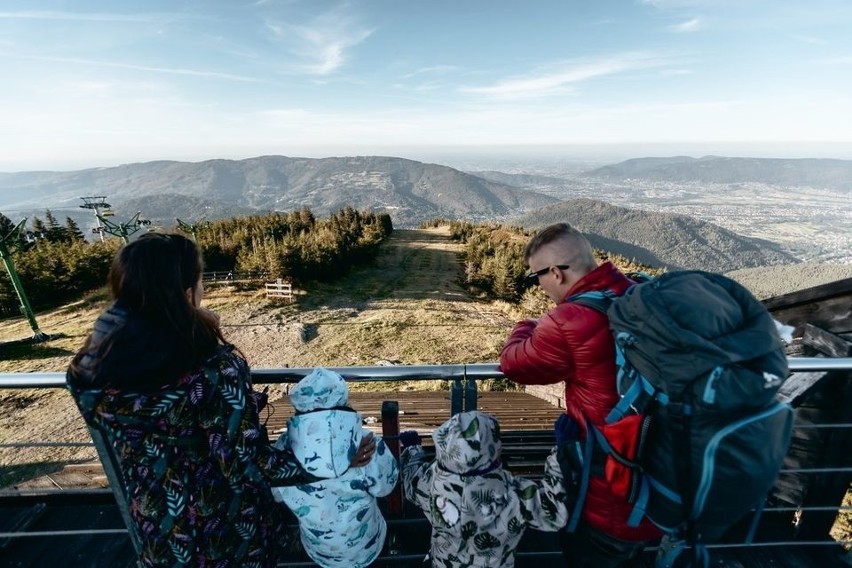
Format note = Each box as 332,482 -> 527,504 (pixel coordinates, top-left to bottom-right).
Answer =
66,303 -> 318,567
272,369 -> 398,568
499,262 -> 661,542
401,411 -> 568,568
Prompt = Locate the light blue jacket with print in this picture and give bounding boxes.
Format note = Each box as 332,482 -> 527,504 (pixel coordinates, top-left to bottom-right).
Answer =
272,368 -> 399,568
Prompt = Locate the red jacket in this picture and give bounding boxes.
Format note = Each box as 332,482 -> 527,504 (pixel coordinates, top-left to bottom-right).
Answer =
500,262 -> 661,542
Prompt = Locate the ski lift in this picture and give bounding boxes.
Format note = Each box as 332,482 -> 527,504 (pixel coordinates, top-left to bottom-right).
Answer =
100,208 -> 115,217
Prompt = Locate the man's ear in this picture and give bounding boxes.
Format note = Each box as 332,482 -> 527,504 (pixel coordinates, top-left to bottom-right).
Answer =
185,287 -> 194,303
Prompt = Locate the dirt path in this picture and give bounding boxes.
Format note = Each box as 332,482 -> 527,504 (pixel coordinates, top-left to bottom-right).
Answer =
0,227 -> 518,487
216,227 -> 515,369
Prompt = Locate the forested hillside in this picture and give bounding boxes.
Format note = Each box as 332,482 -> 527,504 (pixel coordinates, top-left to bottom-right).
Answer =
0,208 -> 391,316
512,198 -> 797,272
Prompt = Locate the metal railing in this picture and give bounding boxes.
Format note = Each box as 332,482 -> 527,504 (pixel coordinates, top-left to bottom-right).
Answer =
1,358 -> 851,566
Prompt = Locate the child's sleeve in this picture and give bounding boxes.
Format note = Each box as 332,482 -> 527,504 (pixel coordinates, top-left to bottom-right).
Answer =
363,435 -> 399,498
514,447 -> 569,532
400,445 -> 433,513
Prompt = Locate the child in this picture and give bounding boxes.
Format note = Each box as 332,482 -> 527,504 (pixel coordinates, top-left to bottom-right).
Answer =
272,368 -> 399,568
399,410 -> 569,568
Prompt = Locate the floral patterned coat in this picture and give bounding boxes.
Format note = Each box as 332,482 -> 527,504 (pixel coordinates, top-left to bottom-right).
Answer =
401,411 -> 569,568
67,342 -> 317,568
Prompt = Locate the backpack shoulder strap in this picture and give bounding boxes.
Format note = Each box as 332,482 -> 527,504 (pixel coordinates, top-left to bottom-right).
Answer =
568,290 -> 614,314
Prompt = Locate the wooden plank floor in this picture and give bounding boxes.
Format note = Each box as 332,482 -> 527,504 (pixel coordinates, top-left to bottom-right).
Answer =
12,391 -> 562,492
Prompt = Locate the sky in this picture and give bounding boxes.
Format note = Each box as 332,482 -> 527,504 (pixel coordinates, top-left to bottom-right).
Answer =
2,0 -> 852,171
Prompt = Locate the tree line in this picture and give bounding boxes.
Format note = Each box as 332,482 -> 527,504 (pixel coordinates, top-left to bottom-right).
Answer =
425,220 -> 663,311
0,207 -> 392,317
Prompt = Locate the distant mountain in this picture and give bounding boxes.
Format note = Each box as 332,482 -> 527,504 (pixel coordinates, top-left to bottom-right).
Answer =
0,156 -> 559,228
584,156 -> 852,191
465,170 -> 592,199
467,171 -> 573,188
513,198 -> 798,272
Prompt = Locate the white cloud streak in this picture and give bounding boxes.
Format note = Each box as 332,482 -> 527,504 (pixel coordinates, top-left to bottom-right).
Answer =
3,53 -> 261,82
0,10 -> 184,22
403,65 -> 460,79
670,18 -> 701,32
265,6 -> 373,75
460,53 -> 674,99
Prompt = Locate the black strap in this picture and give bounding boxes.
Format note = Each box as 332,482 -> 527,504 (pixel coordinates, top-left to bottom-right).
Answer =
295,405 -> 357,416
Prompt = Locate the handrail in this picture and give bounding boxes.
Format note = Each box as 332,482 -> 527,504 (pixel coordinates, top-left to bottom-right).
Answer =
1,359 -> 851,565
1,357 -> 851,389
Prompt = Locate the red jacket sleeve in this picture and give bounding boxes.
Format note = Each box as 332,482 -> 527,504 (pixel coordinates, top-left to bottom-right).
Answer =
499,313 -> 575,385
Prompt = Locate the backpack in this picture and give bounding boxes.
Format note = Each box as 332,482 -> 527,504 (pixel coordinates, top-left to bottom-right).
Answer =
560,270 -> 793,566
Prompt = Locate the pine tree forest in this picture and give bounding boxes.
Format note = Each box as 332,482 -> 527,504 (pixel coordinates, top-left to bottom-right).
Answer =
0,207 -> 393,317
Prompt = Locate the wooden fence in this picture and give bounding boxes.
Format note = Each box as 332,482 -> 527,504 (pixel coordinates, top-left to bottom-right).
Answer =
265,278 -> 294,302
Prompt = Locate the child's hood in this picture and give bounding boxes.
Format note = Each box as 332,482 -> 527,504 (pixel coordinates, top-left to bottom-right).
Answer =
285,368 -> 362,478
432,410 -> 502,475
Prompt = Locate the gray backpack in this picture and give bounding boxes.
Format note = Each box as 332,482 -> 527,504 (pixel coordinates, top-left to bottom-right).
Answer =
567,271 -> 793,566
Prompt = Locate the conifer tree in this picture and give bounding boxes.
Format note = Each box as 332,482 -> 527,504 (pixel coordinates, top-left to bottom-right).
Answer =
65,217 -> 86,242
44,209 -> 67,242
0,211 -> 15,236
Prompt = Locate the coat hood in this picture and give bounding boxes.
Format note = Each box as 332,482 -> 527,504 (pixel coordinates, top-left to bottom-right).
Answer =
433,411 -> 502,475
286,368 -> 361,478
289,368 -> 350,412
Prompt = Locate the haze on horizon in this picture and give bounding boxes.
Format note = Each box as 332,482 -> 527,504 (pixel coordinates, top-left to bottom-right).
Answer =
2,0 -> 852,172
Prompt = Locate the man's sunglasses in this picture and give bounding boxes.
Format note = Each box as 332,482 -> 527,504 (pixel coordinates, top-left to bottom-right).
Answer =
524,264 -> 570,286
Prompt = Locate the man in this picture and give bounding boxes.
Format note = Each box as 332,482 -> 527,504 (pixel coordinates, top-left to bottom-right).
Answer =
499,223 -> 661,568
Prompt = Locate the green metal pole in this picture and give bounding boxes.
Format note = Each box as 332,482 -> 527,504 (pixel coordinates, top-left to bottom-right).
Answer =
0,239 -> 47,341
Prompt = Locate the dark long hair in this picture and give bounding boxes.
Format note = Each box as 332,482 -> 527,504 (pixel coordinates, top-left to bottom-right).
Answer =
69,233 -> 225,387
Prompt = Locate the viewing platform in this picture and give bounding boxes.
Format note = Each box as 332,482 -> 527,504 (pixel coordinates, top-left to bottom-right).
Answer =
1,277 -> 851,567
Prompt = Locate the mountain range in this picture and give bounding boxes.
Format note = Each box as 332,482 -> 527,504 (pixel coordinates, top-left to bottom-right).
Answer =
583,155 -> 852,191
0,156 -> 557,228
0,154 -> 815,272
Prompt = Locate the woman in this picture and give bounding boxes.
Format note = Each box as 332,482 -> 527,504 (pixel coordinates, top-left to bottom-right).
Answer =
67,232 -> 374,567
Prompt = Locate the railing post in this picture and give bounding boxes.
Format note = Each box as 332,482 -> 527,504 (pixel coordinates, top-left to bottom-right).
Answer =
450,379 -> 463,416
381,400 -> 401,556
464,377 -> 478,412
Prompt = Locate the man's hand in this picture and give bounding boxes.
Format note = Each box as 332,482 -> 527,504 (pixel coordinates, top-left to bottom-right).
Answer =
350,432 -> 376,468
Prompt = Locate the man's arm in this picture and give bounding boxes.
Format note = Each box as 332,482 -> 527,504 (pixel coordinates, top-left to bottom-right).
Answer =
499,312 -> 575,385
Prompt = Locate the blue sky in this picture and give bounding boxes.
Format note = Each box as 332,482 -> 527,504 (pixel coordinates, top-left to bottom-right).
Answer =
1,0 -> 852,170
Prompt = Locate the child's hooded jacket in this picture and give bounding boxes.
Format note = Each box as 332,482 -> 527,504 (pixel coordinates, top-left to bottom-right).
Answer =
271,368 -> 398,568
401,410 -> 569,568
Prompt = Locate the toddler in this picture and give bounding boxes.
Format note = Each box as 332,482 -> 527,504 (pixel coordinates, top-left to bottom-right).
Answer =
400,410 -> 568,567
272,368 -> 399,568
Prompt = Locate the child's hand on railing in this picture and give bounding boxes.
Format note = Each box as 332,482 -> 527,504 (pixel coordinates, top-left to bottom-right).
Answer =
399,430 -> 422,448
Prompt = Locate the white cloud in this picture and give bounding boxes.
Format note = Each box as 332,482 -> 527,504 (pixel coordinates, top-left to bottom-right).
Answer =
403,65 -> 460,79
460,53 -> 673,99
791,34 -> 828,45
3,53 -> 261,82
0,10 -> 183,22
265,6 -> 373,75
669,18 -> 701,32
822,55 -> 852,65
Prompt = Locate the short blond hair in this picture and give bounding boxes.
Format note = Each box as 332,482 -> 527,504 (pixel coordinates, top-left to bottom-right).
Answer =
523,223 -> 597,273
